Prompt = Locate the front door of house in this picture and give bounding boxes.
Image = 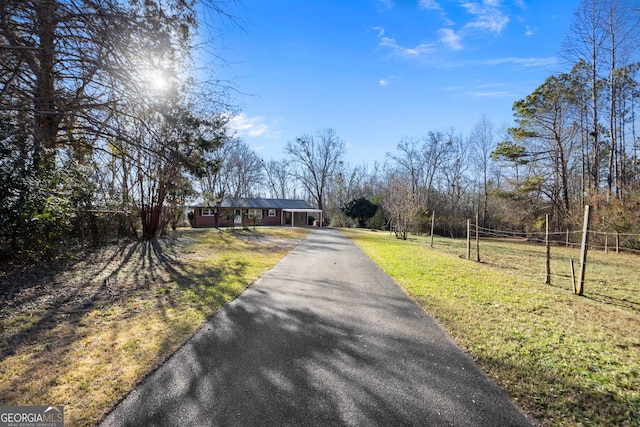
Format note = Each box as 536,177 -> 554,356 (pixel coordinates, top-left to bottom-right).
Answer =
234,209 -> 243,225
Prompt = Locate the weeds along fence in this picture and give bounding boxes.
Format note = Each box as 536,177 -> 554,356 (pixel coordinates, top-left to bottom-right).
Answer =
428,207 -> 640,309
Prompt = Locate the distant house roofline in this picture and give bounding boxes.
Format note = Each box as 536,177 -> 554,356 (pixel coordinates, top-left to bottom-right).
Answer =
190,197 -> 316,210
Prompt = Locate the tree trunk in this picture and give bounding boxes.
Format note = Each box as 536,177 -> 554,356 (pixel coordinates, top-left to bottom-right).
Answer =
33,1 -> 59,172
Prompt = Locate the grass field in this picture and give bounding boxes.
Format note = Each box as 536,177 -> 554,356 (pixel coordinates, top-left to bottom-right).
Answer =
0,226 -> 309,426
432,234 -> 640,310
342,228 -> 640,427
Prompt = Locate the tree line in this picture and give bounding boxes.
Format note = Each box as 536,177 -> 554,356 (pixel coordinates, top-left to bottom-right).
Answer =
294,0 -> 640,241
1,0 -> 232,259
497,0 -> 640,235
257,0 -> 640,240
3,0 -> 640,262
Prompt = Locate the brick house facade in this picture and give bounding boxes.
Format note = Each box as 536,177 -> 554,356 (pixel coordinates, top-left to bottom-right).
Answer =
190,198 -> 323,228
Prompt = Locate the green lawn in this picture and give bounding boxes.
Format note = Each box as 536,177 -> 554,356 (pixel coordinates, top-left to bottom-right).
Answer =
342,228 -> 640,427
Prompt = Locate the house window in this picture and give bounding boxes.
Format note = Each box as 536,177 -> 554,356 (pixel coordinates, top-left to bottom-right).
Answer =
268,209 -> 277,217
248,209 -> 263,219
201,208 -> 215,216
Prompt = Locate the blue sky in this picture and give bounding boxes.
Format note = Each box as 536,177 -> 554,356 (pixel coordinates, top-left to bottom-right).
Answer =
213,0 -> 578,165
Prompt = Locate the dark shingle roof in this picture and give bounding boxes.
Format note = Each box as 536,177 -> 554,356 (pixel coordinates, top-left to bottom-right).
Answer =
193,198 -> 314,210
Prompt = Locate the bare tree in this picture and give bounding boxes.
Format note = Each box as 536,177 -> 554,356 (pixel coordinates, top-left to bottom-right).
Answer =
381,174 -> 420,240
562,0 -> 608,193
262,158 -> 293,199
386,136 -> 422,199
285,127 -> 346,212
420,130 -> 454,208
223,138 -> 264,198
602,0 -> 638,199
386,131 -> 453,211
442,132 -> 469,222
330,163 -> 369,209
469,115 -> 495,227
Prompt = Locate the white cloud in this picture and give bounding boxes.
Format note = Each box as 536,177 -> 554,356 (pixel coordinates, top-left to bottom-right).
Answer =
461,1 -> 510,33
441,16 -> 455,26
373,26 -> 385,37
379,36 -> 435,58
440,85 -> 463,91
379,36 -> 395,48
525,25 -> 538,36
227,113 -> 281,139
514,0 -> 526,9
478,56 -> 557,67
478,82 -> 506,89
228,113 -> 268,137
379,79 -> 390,86
377,0 -> 394,9
466,90 -> 514,98
440,84 -> 514,99
419,0 -> 441,10
438,28 -> 463,51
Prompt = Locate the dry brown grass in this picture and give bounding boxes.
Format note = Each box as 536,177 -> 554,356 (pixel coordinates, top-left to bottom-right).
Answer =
0,226 -> 309,426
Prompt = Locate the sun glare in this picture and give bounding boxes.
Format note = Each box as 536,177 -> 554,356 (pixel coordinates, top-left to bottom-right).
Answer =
149,69 -> 169,91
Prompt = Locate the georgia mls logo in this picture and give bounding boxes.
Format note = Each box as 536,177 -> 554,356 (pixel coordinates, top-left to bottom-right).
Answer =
0,405 -> 64,427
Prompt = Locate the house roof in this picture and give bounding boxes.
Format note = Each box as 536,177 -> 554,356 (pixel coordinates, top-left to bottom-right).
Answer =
192,198 -> 315,210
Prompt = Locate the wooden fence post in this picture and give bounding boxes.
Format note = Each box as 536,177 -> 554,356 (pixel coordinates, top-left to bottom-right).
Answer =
545,214 -> 551,285
475,212 -> 480,262
430,211 -> 435,248
616,231 -> 619,254
576,205 -> 591,296
466,219 -> 471,260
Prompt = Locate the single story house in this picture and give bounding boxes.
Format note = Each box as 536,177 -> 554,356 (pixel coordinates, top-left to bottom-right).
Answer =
189,197 -> 323,228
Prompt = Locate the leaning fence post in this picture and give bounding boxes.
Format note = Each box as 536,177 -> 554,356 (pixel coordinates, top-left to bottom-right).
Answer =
576,205 -> 591,296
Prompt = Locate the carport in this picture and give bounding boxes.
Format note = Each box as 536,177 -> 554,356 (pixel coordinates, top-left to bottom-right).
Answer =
281,208 -> 323,227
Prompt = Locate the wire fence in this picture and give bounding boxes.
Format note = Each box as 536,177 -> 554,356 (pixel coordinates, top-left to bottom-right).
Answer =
476,226 -> 640,255
427,215 -> 640,311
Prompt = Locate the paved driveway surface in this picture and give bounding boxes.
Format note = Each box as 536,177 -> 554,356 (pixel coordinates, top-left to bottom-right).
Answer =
101,228 -> 535,426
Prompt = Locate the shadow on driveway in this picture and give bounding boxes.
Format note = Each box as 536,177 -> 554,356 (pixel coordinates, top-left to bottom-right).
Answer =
101,228 -> 535,427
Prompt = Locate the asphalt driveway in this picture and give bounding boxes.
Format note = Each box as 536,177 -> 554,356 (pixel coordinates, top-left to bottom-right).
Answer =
101,228 -> 535,426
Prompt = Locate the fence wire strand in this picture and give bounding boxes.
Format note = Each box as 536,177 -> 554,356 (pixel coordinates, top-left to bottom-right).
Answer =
440,220 -> 640,307
474,225 -> 640,254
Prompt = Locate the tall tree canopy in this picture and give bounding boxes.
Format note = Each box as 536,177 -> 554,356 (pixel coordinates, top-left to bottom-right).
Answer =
0,0 -> 231,255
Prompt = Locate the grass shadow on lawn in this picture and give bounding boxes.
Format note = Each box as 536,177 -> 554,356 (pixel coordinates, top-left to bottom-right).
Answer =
478,352 -> 640,426
0,227 -> 307,425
